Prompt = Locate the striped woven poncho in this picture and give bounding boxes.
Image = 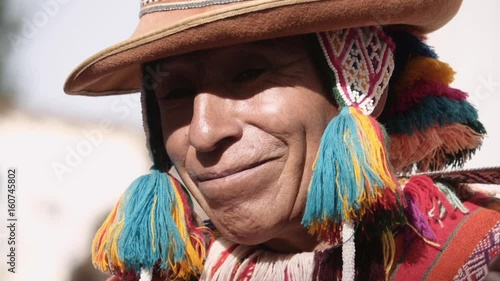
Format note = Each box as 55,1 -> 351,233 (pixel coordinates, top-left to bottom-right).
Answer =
105,172 -> 500,281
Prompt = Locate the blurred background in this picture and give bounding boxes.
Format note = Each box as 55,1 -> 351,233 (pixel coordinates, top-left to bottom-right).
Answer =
0,1 -> 499,280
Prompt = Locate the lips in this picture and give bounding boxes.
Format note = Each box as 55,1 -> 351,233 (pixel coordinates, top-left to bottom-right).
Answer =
195,157 -> 277,182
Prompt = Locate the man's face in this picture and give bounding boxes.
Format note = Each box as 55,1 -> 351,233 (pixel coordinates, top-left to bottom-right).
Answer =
155,36 -> 338,246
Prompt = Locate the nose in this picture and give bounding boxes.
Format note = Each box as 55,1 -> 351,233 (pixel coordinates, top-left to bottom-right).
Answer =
188,93 -> 243,152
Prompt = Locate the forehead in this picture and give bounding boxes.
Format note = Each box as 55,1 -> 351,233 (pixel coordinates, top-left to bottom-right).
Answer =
158,35 -> 310,67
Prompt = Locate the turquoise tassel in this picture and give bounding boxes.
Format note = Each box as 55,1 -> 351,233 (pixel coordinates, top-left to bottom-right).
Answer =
302,107 -> 397,238
118,169 -> 185,272
435,182 -> 469,214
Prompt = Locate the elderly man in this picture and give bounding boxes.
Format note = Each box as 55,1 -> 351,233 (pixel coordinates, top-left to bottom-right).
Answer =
65,1 -> 500,280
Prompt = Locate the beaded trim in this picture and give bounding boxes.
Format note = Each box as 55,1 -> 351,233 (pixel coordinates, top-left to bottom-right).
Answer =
342,221 -> 356,281
140,0 -> 247,17
317,27 -> 395,115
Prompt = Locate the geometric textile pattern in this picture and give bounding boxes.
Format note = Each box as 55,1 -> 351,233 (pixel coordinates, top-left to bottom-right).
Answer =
453,221 -> 500,281
317,26 -> 395,115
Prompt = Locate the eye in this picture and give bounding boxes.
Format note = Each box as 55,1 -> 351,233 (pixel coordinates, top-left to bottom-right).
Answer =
232,68 -> 266,83
165,88 -> 196,100
156,86 -> 196,101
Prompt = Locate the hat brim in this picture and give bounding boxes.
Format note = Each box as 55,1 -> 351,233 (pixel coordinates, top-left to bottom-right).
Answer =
64,0 -> 462,96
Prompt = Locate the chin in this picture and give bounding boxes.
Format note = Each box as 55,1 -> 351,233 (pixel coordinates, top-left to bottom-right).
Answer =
224,232 -> 268,246
207,207 -> 285,246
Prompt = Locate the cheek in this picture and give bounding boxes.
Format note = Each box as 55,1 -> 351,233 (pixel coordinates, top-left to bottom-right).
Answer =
251,89 -> 308,134
159,106 -> 191,165
164,129 -> 188,165
254,87 -> 336,137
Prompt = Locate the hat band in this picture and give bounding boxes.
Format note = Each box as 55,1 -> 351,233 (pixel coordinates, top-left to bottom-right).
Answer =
140,0 -> 248,17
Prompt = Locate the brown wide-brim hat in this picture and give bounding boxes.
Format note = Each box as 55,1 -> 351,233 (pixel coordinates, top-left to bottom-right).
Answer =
64,0 -> 462,96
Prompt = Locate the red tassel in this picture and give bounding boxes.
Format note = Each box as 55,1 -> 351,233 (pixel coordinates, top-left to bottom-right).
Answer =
389,82 -> 467,116
403,176 -> 455,222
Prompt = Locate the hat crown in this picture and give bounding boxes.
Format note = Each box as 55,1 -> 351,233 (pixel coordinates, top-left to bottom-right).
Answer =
65,0 -> 462,96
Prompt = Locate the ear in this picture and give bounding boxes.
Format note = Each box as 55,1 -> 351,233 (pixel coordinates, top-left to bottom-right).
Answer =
370,86 -> 389,118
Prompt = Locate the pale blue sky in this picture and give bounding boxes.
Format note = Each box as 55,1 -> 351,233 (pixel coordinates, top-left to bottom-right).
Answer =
6,0 -> 140,126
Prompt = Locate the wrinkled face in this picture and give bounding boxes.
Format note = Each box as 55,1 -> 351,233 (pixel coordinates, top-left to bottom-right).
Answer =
155,36 -> 338,246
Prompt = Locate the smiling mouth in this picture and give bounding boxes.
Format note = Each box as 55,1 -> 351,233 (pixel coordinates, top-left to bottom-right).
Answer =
196,157 -> 278,182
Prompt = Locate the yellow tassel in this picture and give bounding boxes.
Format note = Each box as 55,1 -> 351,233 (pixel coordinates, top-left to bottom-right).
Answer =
109,220 -> 126,271
406,223 -> 441,249
92,195 -> 125,272
167,179 -> 206,280
394,57 -> 455,93
91,171 -> 211,279
381,231 -> 396,280
350,107 -> 398,196
150,196 -> 158,252
303,107 -> 401,243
